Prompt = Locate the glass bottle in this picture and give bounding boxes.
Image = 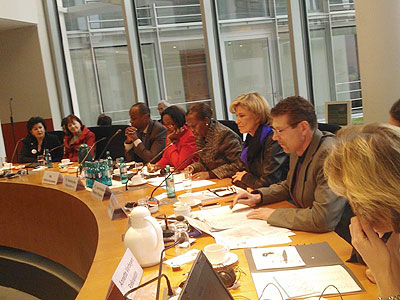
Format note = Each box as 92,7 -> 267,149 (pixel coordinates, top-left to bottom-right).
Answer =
165,165 -> 176,198
44,149 -> 53,168
119,157 -> 128,184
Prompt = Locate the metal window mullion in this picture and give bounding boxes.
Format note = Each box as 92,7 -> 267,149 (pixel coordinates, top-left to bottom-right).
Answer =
153,3 -> 168,100
200,0 -> 226,120
325,0 -> 337,101
272,0 -> 284,103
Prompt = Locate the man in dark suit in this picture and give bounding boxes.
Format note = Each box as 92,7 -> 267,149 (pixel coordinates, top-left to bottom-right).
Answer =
231,96 -> 348,234
124,103 -> 167,163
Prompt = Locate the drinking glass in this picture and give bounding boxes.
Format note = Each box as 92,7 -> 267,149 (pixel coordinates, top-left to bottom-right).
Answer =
182,171 -> 192,193
37,155 -> 45,166
173,220 -> 190,255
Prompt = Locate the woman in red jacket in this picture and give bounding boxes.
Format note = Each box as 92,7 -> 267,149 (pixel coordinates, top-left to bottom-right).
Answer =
148,105 -> 197,171
63,114 -> 95,162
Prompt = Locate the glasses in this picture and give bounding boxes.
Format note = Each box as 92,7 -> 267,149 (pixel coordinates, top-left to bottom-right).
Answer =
271,121 -> 302,135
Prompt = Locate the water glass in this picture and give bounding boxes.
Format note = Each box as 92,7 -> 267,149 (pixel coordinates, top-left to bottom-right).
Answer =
182,171 -> 192,193
174,221 -> 190,255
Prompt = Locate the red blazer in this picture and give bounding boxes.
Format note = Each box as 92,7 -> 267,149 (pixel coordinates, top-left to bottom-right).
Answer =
157,125 -> 197,170
64,126 -> 96,162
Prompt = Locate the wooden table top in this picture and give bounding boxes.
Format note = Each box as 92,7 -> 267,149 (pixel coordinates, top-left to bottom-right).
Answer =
0,168 -> 379,300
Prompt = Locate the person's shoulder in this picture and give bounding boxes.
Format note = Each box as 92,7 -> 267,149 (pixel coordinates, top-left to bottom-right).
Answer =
214,121 -> 241,139
151,119 -> 166,132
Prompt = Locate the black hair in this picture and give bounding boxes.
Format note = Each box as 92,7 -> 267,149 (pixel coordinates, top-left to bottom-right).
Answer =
131,102 -> 150,116
161,105 -> 186,128
27,117 -> 46,134
187,102 -> 213,120
97,114 -> 112,126
390,99 -> 400,123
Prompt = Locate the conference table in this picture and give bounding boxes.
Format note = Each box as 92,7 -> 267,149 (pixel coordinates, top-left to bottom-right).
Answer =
0,167 -> 379,299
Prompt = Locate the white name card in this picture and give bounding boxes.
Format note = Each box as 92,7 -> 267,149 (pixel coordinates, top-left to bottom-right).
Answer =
105,248 -> 143,300
91,180 -> 112,201
107,194 -> 127,221
62,175 -> 84,191
42,171 -> 63,185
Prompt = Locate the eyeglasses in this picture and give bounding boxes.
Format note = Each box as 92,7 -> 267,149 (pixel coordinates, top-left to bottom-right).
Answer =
271,121 -> 302,135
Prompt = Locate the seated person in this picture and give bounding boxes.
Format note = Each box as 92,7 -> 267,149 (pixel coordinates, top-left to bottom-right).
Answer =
230,92 -> 289,189
185,102 -> 243,180
157,100 -> 170,117
149,105 -> 197,171
63,114 -> 95,162
324,123 -> 400,299
389,99 -> 400,126
97,114 -> 112,126
124,103 -> 167,163
231,96 -> 347,233
19,117 -> 63,163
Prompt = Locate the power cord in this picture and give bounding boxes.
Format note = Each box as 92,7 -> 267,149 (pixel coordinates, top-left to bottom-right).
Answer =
318,284 -> 343,300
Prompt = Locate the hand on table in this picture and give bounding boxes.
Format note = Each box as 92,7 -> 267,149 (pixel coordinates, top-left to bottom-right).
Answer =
147,163 -> 161,173
125,126 -> 139,143
184,165 -> 194,174
232,170 -> 247,182
247,207 -> 275,221
192,171 -> 210,180
230,190 -> 261,209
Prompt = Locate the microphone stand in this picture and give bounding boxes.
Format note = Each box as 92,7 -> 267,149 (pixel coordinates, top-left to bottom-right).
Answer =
148,149 -> 202,202
9,98 -> 16,149
10,138 -> 24,164
123,274 -> 173,300
97,129 -> 122,159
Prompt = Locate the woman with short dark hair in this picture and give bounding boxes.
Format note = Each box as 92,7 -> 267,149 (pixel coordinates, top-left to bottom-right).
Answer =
19,117 -> 63,163
148,106 -> 197,171
63,114 -> 95,162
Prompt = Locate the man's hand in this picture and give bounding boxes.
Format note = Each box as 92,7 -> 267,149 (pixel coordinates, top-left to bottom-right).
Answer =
247,207 -> 275,221
232,170 -> 247,182
147,163 -> 161,173
230,190 -> 261,209
184,165 -> 195,174
125,126 -> 139,143
192,171 -> 210,180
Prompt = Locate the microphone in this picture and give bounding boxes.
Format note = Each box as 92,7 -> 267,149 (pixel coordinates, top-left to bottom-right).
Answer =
155,234 -> 186,300
10,138 -> 24,164
123,274 -> 173,299
48,144 -> 65,154
79,137 -> 106,164
97,129 -> 122,159
146,142 -> 173,166
148,149 -> 203,202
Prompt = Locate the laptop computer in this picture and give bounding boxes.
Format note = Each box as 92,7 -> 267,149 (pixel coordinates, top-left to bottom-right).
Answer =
178,251 -> 234,300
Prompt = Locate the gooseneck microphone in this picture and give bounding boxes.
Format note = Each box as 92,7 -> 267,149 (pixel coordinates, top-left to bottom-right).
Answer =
148,149 -> 203,202
123,274 -> 173,300
10,138 -> 24,164
48,144 -> 65,154
146,142 -> 173,166
76,137 -> 107,177
97,129 -> 122,159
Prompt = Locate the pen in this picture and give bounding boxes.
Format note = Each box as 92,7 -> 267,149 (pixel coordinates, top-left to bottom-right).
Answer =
282,250 -> 288,263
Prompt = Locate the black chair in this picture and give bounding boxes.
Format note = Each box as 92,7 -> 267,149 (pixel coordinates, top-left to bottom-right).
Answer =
88,125 -> 128,160
218,120 -> 243,140
318,122 -> 341,134
49,130 -> 65,144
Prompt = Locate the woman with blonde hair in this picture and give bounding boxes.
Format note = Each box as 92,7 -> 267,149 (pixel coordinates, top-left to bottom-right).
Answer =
230,92 -> 289,189
324,123 -> 400,299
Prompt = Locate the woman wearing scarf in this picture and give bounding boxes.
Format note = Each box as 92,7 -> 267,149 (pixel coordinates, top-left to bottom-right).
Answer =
230,92 -> 289,190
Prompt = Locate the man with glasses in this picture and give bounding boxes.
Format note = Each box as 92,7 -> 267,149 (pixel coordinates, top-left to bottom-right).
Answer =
231,96 -> 347,233
124,102 -> 167,163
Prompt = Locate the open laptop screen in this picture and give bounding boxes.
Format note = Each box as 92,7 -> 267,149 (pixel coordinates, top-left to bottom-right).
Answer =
178,251 -> 234,300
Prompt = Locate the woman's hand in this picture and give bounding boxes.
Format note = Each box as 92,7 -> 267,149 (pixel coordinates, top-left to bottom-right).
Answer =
184,165 -> 195,174
147,163 -> 161,173
350,217 -> 400,297
166,127 -> 181,145
192,171 -> 210,180
232,170 -> 247,182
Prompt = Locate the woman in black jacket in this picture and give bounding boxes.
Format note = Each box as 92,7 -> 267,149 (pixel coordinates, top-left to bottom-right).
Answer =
19,117 -> 63,163
230,92 -> 289,190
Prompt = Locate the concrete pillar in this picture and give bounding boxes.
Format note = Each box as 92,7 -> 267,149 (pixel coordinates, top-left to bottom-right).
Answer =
355,0 -> 400,123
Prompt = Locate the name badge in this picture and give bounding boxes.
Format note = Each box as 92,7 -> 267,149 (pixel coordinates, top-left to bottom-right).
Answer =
62,175 -> 84,191
107,194 -> 127,221
42,171 -> 63,185
91,181 -> 112,201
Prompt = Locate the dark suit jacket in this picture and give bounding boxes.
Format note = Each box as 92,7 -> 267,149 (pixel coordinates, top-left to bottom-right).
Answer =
125,119 -> 167,163
19,133 -> 63,163
257,129 -> 347,233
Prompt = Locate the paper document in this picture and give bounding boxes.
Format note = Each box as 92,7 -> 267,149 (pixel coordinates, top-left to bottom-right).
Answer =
147,178 -> 215,191
251,246 -> 305,270
164,249 -> 200,267
252,265 -> 362,299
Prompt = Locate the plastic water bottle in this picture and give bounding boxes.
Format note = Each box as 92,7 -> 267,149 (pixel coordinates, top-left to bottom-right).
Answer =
165,165 -> 176,198
119,157 -> 128,184
44,149 -> 53,168
106,151 -> 113,169
85,162 -> 94,188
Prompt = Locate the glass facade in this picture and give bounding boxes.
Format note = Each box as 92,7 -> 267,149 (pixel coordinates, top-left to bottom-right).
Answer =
54,0 -> 361,125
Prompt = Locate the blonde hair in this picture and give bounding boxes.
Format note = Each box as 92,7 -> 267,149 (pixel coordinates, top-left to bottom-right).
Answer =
324,123 -> 400,232
229,92 -> 271,125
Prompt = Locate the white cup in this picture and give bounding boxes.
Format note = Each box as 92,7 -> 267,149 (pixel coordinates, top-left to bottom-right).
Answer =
174,205 -> 191,217
204,243 -> 229,265
178,193 -> 195,206
3,162 -> 12,169
131,173 -> 144,185
61,158 -> 70,164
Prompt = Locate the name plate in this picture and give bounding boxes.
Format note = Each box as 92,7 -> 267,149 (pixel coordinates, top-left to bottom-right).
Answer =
105,248 -> 143,300
107,194 -> 127,221
91,181 -> 112,201
62,175 -> 84,191
42,171 -> 63,185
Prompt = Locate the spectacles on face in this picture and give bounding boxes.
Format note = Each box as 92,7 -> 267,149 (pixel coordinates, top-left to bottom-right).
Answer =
271,121 -> 301,135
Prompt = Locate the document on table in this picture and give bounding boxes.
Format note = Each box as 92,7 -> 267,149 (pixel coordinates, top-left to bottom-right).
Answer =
251,246 -> 305,270
147,177 -> 215,191
251,265 -> 362,299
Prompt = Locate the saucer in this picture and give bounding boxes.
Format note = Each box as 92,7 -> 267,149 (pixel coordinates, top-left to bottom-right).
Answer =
173,199 -> 201,208
212,252 -> 238,268
128,179 -> 148,186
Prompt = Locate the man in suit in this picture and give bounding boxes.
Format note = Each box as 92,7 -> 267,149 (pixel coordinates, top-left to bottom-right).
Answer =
231,96 -> 347,233
124,103 -> 167,163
